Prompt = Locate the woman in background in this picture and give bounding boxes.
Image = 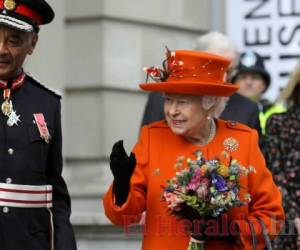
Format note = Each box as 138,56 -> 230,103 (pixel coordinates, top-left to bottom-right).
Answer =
263,59 -> 300,249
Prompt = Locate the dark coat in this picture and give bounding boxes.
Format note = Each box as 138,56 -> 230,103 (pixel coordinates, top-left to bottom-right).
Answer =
219,93 -> 261,135
0,75 -> 76,250
141,92 -> 262,136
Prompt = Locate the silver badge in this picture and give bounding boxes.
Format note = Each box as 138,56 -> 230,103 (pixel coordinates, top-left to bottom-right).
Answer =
241,51 -> 257,67
7,110 -> 21,127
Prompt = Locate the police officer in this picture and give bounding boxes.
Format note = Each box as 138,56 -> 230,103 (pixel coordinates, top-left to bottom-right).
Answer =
232,50 -> 286,134
0,0 -> 76,249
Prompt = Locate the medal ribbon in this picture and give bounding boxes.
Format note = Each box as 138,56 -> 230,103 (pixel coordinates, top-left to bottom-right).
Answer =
3,88 -> 10,99
33,113 -> 51,144
2,87 -> 12,117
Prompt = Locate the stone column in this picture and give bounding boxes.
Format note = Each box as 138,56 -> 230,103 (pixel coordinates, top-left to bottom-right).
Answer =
64,0 -> 213,249
24,0 -> 65,92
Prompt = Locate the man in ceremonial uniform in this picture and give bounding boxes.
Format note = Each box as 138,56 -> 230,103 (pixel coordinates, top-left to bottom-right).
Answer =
0,0 -> 77,249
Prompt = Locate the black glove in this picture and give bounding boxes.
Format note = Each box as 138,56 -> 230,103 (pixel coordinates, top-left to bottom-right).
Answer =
190,215 -> 239,243
110,140 -> 136,206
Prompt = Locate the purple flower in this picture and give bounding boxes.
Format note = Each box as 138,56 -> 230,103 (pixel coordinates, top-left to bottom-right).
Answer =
212,176 -> 228,192
232,186 -> 239,195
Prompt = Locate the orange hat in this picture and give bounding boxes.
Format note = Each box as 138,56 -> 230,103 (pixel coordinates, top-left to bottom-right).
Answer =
140,49 -> 238,96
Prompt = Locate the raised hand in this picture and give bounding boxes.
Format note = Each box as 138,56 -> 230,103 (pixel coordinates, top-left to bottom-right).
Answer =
110,140 -> 136,206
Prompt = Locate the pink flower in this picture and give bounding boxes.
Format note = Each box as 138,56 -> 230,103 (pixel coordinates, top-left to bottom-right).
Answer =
164,192 -> 184,211
187,168 -> 202,191
201,178 -> 210,186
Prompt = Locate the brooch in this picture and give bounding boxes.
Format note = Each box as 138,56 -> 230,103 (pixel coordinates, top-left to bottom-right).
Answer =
223,137 -> 239,152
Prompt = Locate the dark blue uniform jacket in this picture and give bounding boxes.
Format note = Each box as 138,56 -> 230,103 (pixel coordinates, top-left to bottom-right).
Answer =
0,75 -> 76,250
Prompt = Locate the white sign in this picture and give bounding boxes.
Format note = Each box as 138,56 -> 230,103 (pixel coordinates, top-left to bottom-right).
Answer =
226,0 -> 300,101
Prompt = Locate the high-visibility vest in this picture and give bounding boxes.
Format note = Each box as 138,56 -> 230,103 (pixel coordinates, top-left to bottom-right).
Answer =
259,103 -> 286,135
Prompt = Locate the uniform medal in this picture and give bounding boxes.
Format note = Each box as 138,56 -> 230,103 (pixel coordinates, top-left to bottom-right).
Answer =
7,110 -> 21,127
1,99 -> 13,116
0,74 -> 25,127
1,89 -> 21,127
33,113 -> 51,144
1,89 -> 12,116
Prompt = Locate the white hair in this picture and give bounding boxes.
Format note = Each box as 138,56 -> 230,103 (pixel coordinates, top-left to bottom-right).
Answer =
194,32 -> 237,115
201,96 -> 229,118
195,31 -> 236,52
194,31 -> 239,68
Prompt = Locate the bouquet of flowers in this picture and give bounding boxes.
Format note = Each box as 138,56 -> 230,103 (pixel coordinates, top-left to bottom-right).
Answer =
162,150 -> 255,250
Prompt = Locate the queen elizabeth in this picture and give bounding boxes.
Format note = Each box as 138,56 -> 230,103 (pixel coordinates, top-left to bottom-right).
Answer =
103,49 -> 284,250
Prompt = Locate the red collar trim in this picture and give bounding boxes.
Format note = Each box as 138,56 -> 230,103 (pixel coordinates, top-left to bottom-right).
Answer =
0,72 -> 26,90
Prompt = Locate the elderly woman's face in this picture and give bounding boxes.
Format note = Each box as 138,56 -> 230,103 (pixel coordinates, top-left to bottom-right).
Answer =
164,94 -> 208,138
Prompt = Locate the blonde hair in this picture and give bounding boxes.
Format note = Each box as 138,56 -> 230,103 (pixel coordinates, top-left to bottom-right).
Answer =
279,59 -> 300,105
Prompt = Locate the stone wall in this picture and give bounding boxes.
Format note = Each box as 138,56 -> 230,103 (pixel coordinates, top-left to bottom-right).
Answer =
25,0 -> 225,249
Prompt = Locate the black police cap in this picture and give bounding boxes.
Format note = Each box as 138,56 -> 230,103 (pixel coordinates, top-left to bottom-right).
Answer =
232,50 -> 271,92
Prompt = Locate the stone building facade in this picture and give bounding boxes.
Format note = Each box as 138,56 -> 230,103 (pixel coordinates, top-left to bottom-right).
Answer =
26,0 -> 225,249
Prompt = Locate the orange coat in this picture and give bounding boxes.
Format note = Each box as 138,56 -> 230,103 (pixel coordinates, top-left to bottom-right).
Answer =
103,120 -> 284,250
